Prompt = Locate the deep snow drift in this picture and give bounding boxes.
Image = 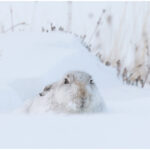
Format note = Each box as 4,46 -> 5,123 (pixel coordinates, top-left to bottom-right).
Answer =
0,32 -> 150,148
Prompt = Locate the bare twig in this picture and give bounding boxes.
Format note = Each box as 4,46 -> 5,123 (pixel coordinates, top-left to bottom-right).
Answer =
88,9 -> 105,45
143,66 -> 150,87
67,1 -> 72,32
10,6 -> 14,32
4,22 -> 27,33
30,1 -> 38,31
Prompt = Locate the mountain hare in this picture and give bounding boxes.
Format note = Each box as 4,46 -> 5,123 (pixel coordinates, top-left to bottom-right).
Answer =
21,71 -> 104,114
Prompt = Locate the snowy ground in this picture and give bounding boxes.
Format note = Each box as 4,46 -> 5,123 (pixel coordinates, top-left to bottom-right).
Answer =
0,32 -> 150,148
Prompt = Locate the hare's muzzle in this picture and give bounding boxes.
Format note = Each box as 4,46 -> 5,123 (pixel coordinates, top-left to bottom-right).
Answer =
74,82 -> 90,110
80,97 -> 86,109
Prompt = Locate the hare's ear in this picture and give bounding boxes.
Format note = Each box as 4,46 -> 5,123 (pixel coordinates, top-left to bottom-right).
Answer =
39,84 -> 53,96
43,84 -> 53,92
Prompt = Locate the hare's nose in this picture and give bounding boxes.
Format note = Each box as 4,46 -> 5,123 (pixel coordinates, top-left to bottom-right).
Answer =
80,97 -> 86,108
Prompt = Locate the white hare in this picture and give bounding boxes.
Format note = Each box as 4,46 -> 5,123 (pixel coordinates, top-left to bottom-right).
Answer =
20,71 -> 104,114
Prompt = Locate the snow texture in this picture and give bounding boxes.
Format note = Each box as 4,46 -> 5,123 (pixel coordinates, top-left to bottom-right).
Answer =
0,32 -> 150,148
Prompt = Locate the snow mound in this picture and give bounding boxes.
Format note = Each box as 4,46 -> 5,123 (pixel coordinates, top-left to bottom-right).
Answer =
0,32 -> 150,148
0,32 -> 113,111
0,85 -> 22,112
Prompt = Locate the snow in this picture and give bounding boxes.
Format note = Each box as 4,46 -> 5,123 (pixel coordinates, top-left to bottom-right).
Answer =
0,32 -> 150,148
0,114 -> 150,148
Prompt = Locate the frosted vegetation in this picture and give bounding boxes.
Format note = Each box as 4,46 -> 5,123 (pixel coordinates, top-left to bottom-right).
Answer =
0,2 -> 150,87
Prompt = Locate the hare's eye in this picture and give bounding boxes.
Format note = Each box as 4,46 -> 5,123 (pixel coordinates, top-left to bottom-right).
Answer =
90,79 -> 94,84
64,78 -> 69,84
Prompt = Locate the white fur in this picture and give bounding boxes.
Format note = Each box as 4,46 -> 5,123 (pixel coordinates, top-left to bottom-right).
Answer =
20,71 -> 105,114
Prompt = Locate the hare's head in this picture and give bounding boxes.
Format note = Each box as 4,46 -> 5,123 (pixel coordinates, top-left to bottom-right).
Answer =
52,71 -> 103,113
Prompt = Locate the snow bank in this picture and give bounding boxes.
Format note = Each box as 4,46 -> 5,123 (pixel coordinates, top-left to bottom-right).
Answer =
0,32 -> 117,110
0,32 -> 150,148
0,114 -> 150,148
0,85 -> 21,112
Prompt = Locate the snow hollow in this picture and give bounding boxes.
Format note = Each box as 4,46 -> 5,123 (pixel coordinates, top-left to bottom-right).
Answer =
0,32 -> 150,148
